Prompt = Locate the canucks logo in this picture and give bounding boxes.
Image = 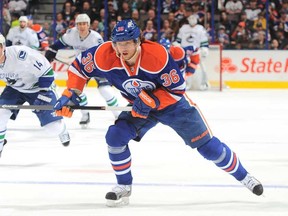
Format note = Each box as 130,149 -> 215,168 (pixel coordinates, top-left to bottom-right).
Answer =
18,50 -> 27,61
123,79 -> 155,97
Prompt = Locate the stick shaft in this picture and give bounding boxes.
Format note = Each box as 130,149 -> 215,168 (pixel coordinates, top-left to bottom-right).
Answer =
0,105 -> 132,111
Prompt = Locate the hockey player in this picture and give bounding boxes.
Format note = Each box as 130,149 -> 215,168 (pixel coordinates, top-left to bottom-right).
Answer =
176,15 -> 210,90
53,19 -> 263,207
0,34 -> 70,157
159,38 -> 187,77
6,16 -> 39,49
27,15 -> 50,51
45,13 -> 120,128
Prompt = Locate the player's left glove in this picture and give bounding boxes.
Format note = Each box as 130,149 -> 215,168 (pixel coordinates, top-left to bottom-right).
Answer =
53,89 -> 81,118
33,90 -> 53,113
131,90 -> 160,119
200,47 -> 209,58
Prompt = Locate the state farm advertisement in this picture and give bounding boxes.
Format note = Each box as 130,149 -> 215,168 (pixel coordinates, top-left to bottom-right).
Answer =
222,50 -> 288,81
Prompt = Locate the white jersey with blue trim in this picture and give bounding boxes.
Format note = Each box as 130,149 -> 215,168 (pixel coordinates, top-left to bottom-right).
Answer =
0,46 -> 53,93
6,27 -> 39,48
61,27 -> 104,54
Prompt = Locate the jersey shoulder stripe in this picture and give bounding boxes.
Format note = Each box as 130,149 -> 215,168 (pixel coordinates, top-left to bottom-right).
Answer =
94,42 -> 122,71
170,46 -> 186,61
140,40 -> 168,73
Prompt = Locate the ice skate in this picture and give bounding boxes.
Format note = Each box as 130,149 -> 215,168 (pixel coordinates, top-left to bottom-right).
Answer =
79,112 -> 90,129
105,184 -> 132,207
199,82 -> 210,91
59,131 -> 70,146
240,173 -> 263,196
0,139 -> 7,157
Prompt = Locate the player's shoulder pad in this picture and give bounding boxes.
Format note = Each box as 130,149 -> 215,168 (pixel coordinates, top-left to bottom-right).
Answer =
140,40 -> 169,73
169,46 -> 185,61
94,41 -> 122,71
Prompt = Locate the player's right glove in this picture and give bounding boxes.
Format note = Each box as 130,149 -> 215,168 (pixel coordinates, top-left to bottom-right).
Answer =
45,48 -> 57,62
53,89 -> 81,117
131,90 -> 159,119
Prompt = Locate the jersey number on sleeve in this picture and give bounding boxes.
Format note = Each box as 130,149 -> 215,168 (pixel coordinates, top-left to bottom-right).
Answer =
81,53 -> 94,73
33,61 -> 43,70
160,69 -> 180,87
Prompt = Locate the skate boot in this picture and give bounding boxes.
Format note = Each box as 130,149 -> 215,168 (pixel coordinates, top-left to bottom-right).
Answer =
59,131 -> 70,147
0,139 -> 7,158
240,173 -> 263,196
105,184 -> 132,207
79,112 -> 90,129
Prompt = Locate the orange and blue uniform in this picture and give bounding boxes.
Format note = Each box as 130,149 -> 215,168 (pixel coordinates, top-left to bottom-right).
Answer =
57,39 -> 250,187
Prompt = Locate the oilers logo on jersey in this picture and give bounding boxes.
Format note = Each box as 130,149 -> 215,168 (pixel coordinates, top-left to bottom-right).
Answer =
122,79 -> 155,97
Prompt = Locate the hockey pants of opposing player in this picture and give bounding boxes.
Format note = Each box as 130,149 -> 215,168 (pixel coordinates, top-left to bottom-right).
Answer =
105,98 -> 248,185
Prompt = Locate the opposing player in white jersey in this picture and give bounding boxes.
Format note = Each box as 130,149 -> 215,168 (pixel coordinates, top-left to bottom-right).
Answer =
6,16 -> 39,49
0,34 -> 70,157
45,14 -> 120,128
176,15 -> 210,90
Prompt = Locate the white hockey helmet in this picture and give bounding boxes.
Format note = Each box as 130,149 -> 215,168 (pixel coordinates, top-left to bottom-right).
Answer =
76,14 -> 91,26
187,15 -> 198,26
19,16 -> 28,23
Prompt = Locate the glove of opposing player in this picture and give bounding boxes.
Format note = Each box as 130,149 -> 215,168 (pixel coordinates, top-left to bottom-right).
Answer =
33,90 -> 53,113
131,90 -> 160,119
53,89 -> 81,117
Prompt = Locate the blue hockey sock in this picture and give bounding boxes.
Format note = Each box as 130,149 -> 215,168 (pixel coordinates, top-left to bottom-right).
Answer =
197,137 -> 248,181
108,145 -> 133,185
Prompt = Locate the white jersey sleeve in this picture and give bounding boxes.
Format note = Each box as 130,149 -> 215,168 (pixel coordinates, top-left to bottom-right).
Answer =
0,46 -> 53,93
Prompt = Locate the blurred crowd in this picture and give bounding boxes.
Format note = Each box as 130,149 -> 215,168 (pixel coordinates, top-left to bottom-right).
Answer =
1,0 -> 288,50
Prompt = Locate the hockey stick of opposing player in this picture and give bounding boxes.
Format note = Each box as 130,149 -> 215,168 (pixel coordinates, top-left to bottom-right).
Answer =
0,105 -> 132,111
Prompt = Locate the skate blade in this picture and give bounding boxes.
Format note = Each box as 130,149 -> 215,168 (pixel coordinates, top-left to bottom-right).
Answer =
106,197 -> 129,207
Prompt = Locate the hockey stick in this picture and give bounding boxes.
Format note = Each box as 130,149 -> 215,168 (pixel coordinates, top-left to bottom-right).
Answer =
0,104 -> 132,111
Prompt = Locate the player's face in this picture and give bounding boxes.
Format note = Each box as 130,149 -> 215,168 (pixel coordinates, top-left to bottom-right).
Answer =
20,21 -> 27,29
114,40 -> 138,61
77,22 -> 89,37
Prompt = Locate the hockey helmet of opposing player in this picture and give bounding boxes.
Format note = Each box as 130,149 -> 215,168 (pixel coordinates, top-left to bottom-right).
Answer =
159,38 -> 171,51
111,19 -> 141,43
76,14 -> 91,26
188,15 -> 198,26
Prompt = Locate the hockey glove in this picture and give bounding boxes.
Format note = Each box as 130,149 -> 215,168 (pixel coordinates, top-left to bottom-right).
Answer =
33,90 -> 53,113
131,90 -> 160,119
54,89 -> 81,117
45,48 -> 57,63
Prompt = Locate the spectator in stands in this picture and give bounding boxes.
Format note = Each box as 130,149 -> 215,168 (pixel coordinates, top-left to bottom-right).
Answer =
162,0 -> 172,14
270,38 -> 279,50
159,19 -> 174,41
216,25 -> 230,49
81,1 -> 96,22
2,3 -> 11,36
8,0 -> 27,15
98,8 -> 106,35
219,11 -> 233,35
90,19 -> 104,37
137,0 -> 153,14
131,9 -> 144,30
275,30 -> 288,49
61,1 -> 75,26
252,12 -> 267,31
244,0 -> 262,21
144,9 -> 162,29
225,0 -> 243,15
174,2 -> 186,22
230,21 -> 250,49
142,19 -> 157,41
54,12 -> 67,39
167,11 -> 178,33
118,1 -> 132,20
107,0 -> 118,22
239,11 -> 254,33
281,0 -> 288,14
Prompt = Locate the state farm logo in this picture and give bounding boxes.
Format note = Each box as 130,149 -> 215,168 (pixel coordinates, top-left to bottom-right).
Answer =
221,57 -> 238,73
